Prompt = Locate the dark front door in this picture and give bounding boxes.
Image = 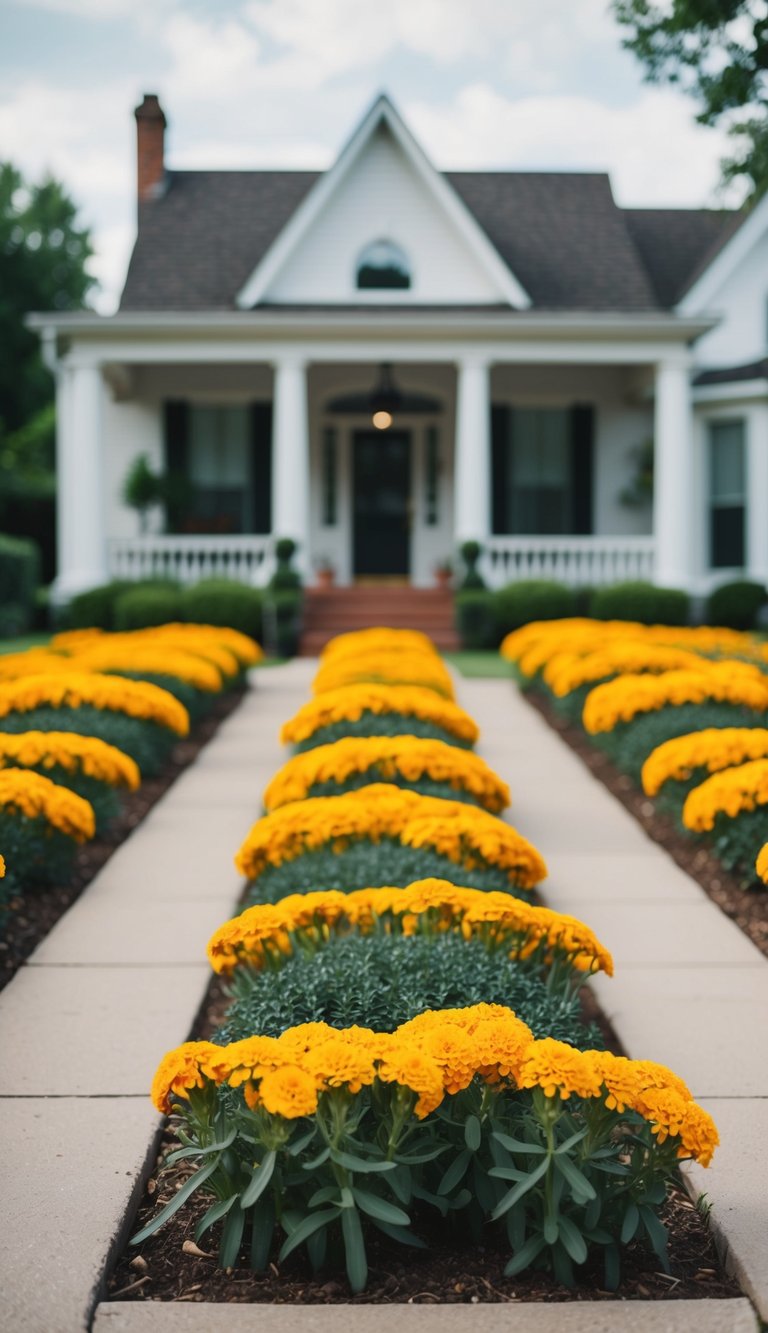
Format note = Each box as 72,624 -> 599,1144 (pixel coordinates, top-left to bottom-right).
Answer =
353,430 -> 411,576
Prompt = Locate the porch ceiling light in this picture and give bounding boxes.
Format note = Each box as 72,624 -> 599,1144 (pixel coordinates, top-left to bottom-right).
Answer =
369,362 -> 400,430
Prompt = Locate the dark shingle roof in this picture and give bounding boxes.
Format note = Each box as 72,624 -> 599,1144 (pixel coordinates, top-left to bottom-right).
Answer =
119,168 -> 742,314
694,357 -> 768,385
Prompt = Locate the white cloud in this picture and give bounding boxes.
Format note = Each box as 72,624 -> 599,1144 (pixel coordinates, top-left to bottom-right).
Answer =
406,82 -> 736,207
160,12 -> 263,103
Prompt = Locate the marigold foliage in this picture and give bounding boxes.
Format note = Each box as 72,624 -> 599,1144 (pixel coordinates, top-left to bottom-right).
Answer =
0,730 -> 140,790
207,877 -> 613,979
235,784 -> 547,888
642,728 -> 768,797
582,666 -> 768,735
281,683 -> 479,748
0,767 -> 95,841
0,672 -> 189,736
682,759 -> 768,832
313,651 -> 455,700
756,842 -> 768,884
264,736 -> 509,814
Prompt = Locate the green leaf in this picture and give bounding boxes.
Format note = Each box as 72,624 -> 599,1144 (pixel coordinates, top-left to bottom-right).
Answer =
301,1146 -> 330,1171
331,1149 -> 395,1174
308,1185 -> 342,1208
393,1146 -> 447,1165
640,1205 -> 670,1271
371,1218 -> 428,1249
352,1187 -> 410,1227
491,1157 -> 550,1220
306,1226 -> 327,1273
130,1159 -> 218,1245
285,1128 -> 316,1156
488,1165 -> 526,1182
544,1214 -> 559,1245
218,1204 -> 245,1269
553,1155 -> 597,1203
504,1234 -> 546,1276
620,1201 -> 640,1244
437,1148 -> 472,1196
195,1194 -> 236,1243
558,1215 -> 588,1265
492,1130 -> 546,1155
240,1150 -> 276,1209
554,1127 -> 588,1155
604,1242 -> 621,1292
278,1207 -> 340,1262
249,1195 -> 275,1273
464,1115 -> 482,1151
341,1207 -> 368,1294
165,1127 -> 237,1165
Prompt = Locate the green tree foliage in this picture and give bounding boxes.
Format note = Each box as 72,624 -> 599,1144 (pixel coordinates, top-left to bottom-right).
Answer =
613,0 -> 768,197
0,162 -> 94,437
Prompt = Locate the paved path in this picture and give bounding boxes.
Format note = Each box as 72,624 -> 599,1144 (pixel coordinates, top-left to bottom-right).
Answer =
462,679 -> 768,1320
0,662 -> 763,1330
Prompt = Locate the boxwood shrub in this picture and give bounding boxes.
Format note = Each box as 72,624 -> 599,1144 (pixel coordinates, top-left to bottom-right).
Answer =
179,578 -> 263,640
113,584 -> 181,631
588,581 -> 689,627
705,579 -> 767,630
0,533 -> 40,635
494,580 -> 577,637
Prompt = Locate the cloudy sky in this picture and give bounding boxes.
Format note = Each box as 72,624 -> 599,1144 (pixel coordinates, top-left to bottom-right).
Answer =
1,0 -> 740,312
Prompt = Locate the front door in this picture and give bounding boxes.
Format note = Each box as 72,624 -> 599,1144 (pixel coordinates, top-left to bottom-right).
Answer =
352,430 -> 411,577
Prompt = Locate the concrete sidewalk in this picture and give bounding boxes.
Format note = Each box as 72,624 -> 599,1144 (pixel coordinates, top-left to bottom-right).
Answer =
462,679 -> 768,1321
0,662 -> 762,1330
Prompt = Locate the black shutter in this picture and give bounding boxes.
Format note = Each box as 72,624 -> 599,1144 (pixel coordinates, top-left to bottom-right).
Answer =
491,404 -> 510,534
164,400 -> 189,534
250,402 -> 272,534
570,404 -> 594,535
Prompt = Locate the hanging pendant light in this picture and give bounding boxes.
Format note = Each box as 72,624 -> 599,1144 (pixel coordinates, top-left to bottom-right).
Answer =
370,362 -> 401,430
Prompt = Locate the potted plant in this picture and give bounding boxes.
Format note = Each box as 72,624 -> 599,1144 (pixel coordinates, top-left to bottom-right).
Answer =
434,558 -> 453,589
315,556 -> 336,589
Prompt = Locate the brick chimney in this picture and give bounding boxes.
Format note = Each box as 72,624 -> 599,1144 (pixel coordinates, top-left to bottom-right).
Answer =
134,93 -> 166,205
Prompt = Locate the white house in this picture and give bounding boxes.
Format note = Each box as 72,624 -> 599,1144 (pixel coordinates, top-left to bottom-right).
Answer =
31,92 -> 768,605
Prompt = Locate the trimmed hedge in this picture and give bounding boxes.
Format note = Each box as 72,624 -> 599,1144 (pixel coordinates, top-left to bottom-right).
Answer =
179,578 -> 263,640
705,579 -> 767,630
0,533 -> 40,636
114,585 -> 181,631
494,579 -> 577,636
589,580 -> 689,627
454,589 -> 497,649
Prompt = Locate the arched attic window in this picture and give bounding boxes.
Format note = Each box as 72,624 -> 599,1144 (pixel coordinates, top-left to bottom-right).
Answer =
356,238 -> 411,290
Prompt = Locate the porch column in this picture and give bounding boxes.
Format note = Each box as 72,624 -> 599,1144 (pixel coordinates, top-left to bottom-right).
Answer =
653,358 -> 695,589
272,355 -> 310,575
747,409 -> 768,584
454,356 -> 491,546
52,359 -> 108,604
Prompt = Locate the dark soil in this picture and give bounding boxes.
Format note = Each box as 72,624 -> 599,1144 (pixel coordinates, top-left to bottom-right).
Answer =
0,687 -> 246,992
110,1128 -> 738,1305
525,689 -> 768,961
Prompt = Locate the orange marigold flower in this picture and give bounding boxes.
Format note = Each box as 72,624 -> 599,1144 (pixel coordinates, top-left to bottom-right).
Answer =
642,728 -> 768,798
376,1045 -> 445,1118
0,672 -> 189,736
682,759 -> 768,831
150,1041 -> 219,1112
0,767 -> 95,842
312,650 -> 455,701
583,666 -> 768,734
516,1038 -> 603,1101
756,842 -> 768,884
0,730 -> 140,790
258,1065 -> 319,1118
280,683 -> 479,748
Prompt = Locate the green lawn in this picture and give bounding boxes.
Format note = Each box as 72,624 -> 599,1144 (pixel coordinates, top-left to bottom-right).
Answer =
443,650 -> 510,678
0,633 -> 50,656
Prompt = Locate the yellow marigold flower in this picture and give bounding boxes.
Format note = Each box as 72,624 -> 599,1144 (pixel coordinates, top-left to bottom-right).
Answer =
376,1045 -> 445,1118
70,643 -> 224,693
54,623 -> 262,668
150,1040 -> 220,1112
675,1101 -> 720,1168
642,727 -> 768,797
0,649 -> 75,681
321,628 -> 438,664
583,666 -> 768,734
682,758 -> 768,831
280,683 -> 479,748
0,767 -> 95,842
516,1038 -> 604,1101
757,842 -> 768,883
235,785 -> 547,889
0,731 -> 140,790
263,736 -> 510,815
313,651 -> 455,701
544,642 -> 707,698
208,1035 -> 288,1087
0,853 -> 5,878
416,1027 -> 478,1094
258,1065 -> 319,1118
0,672 -> 189,736
302,1035 -> 378,1093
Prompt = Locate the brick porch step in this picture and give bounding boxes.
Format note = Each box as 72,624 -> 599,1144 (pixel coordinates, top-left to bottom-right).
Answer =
299,586 -> 460,655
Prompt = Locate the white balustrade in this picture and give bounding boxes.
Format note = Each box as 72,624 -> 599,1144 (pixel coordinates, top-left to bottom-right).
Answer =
483,536 -> 655,589
108,536 -> 274,587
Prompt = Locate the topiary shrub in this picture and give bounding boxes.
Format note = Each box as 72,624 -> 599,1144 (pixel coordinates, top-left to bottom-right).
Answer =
179,578 -> 263,640
66,580 -> 134,630
454,589 -> 497,649
494,579 -> 576,636
705,579 -> 767,630
458,540 -> 486,590
270,537 -> 302,591
113,584 -> 181,631
589,581 -> 689,627
262,589 -> 302,657
0,533 -> 40,634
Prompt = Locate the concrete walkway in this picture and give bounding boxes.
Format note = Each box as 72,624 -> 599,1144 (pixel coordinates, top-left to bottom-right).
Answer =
0,662 -> 763,1330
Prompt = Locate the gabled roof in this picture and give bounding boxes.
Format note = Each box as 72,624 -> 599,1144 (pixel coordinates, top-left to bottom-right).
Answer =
676,188 -> 768,314
234,94 -> 530,309
119,116 -> 744,315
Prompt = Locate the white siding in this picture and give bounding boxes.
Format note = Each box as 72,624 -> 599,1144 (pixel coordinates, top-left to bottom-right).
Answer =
102,394 -> 164,539
265,125 -> 501,305
693,228 -> 768,369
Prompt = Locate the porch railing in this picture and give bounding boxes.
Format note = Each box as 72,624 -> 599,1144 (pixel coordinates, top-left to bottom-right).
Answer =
108,536 -> 274,587
483,536 -> 655,589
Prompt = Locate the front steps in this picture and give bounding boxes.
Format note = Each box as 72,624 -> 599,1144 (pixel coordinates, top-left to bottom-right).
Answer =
299,586 -> 459,654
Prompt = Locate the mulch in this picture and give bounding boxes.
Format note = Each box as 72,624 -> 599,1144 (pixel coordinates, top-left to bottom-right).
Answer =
110,1132 -> 739,1305
525,689 -> 768,962
0,688 -> 246,992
